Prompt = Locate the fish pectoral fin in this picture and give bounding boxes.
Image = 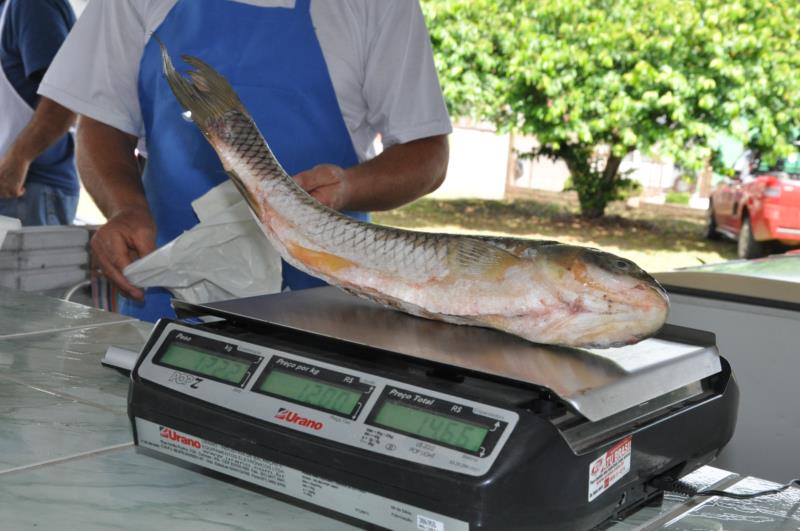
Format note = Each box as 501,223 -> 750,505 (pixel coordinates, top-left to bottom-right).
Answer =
224,169 -> 263,219
287,242 -> 355,275
448,237 -> 521,280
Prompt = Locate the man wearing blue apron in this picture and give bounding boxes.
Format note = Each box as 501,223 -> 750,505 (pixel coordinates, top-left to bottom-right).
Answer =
40,0 -> 451,321
0,0 -> 78,225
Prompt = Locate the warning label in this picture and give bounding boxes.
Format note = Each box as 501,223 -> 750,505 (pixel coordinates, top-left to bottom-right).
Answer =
587,436 -> 632,501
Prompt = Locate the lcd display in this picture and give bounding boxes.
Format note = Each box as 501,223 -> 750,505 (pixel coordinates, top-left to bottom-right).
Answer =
160,344 -> 250,384
259,369 -> 361,415
373,400 -> 489,452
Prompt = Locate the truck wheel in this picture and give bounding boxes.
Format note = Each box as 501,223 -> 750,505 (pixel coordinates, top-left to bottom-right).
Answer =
737,216 -> 768,259
704,203 -> 721,240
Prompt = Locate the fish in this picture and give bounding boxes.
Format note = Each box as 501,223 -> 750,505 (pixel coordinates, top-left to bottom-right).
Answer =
158,44 -> 669,349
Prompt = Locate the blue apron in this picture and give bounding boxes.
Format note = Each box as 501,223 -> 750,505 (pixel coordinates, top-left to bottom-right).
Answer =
126,0 -> 367,322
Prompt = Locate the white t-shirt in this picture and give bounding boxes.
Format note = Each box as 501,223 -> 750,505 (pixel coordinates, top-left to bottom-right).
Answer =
39,0 -> 452,161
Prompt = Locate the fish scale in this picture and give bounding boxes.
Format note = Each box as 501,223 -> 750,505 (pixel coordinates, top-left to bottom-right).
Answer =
158,44 -> 670,349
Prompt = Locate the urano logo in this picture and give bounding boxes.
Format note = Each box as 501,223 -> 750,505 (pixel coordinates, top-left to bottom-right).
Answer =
275,408 -> 324,430
159,426 -> 202,449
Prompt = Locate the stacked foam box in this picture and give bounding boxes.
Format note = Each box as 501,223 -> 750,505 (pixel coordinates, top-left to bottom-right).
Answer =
0,226 -> 90,294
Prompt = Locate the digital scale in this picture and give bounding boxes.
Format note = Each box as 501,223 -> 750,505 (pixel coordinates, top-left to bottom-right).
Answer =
124,287 -> 738,530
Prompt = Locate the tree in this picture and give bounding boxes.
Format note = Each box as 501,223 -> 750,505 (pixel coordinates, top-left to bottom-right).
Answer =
424,0 -> 800,217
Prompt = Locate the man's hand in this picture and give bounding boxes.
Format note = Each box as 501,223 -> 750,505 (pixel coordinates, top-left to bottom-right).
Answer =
91,206 -> 156,301
293,164 -> 350,210
292,135 -> 449,213
77,116 -> 152,301
0,153 -> 30,198
0,97 -> 75,199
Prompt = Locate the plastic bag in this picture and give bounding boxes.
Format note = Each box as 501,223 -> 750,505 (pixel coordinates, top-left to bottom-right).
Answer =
123,181 -> 282,303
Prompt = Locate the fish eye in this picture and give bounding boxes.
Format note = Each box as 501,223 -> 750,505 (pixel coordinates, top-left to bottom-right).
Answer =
615,259 -> 630,270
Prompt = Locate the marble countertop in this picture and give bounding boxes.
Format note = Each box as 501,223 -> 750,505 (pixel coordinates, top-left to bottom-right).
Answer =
0,288 -> 355,530
0,287 -> 797,530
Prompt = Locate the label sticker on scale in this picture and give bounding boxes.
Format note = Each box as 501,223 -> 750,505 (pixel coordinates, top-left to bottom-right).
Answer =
587,436 -> 632,501
136,419 -> 469,531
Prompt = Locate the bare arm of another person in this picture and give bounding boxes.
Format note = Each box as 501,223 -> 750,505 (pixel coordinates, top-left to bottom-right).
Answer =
0,97 -> 75,197
77,116 -> 155,300
293,134 -> 449,212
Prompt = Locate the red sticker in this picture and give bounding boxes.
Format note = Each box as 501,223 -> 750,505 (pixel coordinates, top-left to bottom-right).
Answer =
588,436 -> 632,501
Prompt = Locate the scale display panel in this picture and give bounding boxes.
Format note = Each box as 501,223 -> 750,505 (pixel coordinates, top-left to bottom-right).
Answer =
259,369 -> 361,415
253,356 -> 373,420
372,400 -> 489,453
135,322 -> 519,476
159,344 -> 250,384
153,330 -> 263,387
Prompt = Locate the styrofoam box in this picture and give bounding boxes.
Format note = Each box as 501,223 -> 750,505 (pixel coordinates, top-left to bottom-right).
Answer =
0,226 -> 89,251
0,266 -> 88,291
0,248 -> 89,271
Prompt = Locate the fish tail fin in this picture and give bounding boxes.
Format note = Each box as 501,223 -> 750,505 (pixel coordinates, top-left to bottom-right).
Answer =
157,39 -> 247,128
157,40 -> 267,218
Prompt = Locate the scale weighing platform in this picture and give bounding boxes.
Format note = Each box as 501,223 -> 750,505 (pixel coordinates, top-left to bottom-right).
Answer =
125,287 -> 738,531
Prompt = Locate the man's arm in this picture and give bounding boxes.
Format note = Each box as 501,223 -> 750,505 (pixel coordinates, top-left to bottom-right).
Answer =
77,116 -> 155,301
0,97 -> 75,197
293,134 -> 449,212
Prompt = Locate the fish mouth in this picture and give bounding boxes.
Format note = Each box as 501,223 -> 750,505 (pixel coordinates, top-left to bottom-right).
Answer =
633,281 -> 670,310
556,282 -> 669,348
480,280 -> 669,349
610,283 -> 669,341
563,300 -> 668,348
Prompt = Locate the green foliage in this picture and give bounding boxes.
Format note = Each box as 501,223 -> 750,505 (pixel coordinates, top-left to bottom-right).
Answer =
423,0 -> 516,123
424,0 -> 800,217
665,192 -> 691,205
616,177 -> 642,202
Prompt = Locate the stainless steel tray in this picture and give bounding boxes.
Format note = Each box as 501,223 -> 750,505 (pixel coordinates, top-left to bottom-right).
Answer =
175,287 -> 721,422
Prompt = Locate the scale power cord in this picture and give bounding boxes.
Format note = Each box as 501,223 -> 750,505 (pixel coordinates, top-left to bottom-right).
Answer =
651,476 -> 800,500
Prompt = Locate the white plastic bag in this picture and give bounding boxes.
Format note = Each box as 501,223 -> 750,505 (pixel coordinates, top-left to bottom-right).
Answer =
123,181 -> 282,303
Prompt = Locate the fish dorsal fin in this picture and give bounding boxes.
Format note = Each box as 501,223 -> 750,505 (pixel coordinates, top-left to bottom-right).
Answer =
468,235 -> 561,258
448,237 -> 521,280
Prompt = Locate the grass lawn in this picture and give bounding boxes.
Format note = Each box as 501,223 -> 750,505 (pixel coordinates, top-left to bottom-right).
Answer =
372,190 -> 737,273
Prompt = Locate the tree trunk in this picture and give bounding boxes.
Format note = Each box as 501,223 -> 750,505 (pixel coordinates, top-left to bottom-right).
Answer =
561,147 -> 627,218
603,154 -> 623,184
504,131 -> 516,199
578,194 -> 606,218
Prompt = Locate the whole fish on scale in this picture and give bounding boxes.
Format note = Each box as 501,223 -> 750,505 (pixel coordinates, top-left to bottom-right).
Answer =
158,43 -> 669,349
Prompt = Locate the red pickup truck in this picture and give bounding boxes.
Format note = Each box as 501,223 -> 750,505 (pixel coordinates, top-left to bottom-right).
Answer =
706,150 -> 800,258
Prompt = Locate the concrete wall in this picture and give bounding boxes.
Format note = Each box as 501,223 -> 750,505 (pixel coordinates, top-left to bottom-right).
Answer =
437,125 -> 684,200
619,151 -> 681,195
512,135 -> 571,192
430,126 -> 509,200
